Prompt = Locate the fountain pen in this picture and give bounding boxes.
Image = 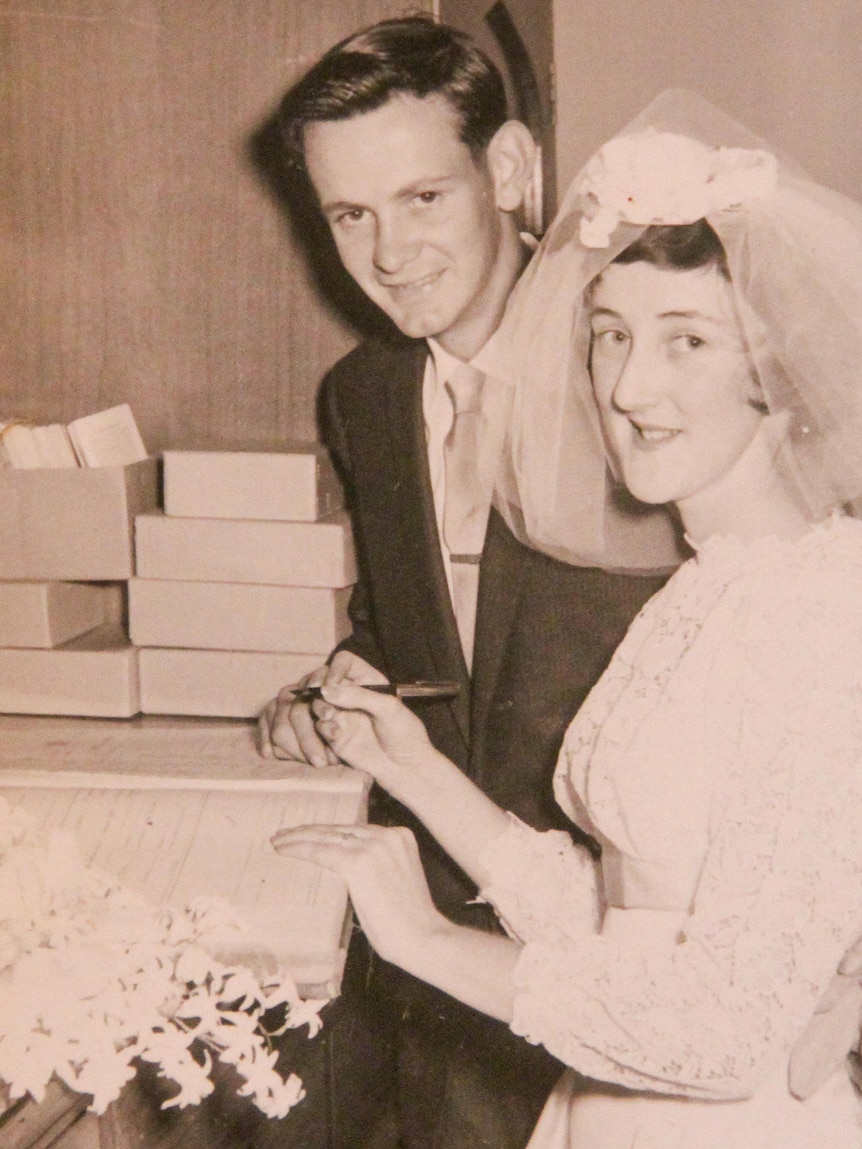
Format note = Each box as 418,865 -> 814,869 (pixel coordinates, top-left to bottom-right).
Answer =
287,680 -> 460,703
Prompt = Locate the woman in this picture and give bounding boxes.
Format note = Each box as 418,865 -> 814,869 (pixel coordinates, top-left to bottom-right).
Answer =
273,92 -> 862,1146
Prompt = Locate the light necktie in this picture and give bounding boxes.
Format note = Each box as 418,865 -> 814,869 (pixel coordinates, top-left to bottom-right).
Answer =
443,362 -> 489,671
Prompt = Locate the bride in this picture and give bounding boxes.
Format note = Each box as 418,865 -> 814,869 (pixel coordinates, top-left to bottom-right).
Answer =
272,91 -> 862,1147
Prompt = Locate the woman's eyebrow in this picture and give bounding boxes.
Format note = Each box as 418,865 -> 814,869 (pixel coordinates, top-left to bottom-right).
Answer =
656,309 -> 724,324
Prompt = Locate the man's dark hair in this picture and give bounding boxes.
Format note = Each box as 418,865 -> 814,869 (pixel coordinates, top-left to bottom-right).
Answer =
277,16 -> 508,166
615,220 -> 730,279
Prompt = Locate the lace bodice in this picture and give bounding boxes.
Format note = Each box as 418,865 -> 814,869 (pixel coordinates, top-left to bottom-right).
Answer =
480,514 -> 862,1100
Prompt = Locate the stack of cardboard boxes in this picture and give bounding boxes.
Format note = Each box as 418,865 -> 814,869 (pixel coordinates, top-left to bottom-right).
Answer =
0,459 -> 159,715
131,447 -> 356,718
0,445 -> 354,721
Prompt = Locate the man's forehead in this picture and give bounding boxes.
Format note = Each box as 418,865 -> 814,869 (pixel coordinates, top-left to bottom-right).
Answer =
303,92 -> 478,187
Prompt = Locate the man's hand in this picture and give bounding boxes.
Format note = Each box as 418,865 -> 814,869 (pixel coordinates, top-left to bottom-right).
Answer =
256,651 -> 389,767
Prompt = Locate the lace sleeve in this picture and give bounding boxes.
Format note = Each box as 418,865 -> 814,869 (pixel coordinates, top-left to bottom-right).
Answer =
478,813 -> 601,943
506,546 -> 862,1099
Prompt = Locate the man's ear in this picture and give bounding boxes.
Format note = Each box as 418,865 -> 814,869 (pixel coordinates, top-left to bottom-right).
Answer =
486,120 -> 538,213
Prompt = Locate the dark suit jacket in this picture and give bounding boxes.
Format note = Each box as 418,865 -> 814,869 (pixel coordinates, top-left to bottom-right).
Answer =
320,332 -> 674,925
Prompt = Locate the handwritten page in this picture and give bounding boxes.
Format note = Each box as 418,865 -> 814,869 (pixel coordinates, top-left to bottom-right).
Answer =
0,716 -> 369,991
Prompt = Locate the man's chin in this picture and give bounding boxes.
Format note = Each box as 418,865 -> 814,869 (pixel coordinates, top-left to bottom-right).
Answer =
384,311 -> 451,341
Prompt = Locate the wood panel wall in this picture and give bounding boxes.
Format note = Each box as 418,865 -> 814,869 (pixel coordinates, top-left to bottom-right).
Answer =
552,0 -> 862,203
0,0 -> 430,454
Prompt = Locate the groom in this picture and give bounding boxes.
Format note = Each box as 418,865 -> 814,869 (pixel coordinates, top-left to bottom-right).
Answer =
260,16 -> 681,1149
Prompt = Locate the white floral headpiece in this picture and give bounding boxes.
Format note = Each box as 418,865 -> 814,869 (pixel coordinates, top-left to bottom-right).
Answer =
577,128 -> 778,248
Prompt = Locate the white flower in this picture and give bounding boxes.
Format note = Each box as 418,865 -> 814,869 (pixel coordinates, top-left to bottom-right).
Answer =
0,797 -> 324,1119
577,129 -> 778,247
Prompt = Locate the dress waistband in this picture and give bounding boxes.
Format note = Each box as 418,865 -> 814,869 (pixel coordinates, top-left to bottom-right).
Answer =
602,845 -> 699,911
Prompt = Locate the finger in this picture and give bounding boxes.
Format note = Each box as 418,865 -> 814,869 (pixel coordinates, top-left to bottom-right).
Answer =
271,823 -> 377,847
312,703 -> 376,767
292,665 -> 327,691
265,696 -> 307,762
268,678 -> 337,765
257,701 -> 276,759
271,825 -> 380,872
320,680 -> 402,715
313,715 -> 342,747
326,650 -> 389,688
287,698 -> 338,768
272,837 -> 350,876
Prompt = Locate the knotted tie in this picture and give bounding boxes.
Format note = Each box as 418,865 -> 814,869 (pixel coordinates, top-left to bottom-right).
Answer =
443,362 -> 488,671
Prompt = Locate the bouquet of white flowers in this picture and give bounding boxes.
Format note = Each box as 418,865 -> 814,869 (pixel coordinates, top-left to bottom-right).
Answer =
0,797 -> 325,1119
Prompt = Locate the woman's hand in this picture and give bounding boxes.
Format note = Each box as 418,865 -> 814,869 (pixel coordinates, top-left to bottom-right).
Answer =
312,678 -> 437,800
272,822 -> 521,1022
311,660 -> 513,899
271,823 -> 445,971
257,651 -> 389,767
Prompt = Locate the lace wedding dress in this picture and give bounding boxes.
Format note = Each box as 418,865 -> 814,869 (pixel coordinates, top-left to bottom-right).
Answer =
480,514 -> 862,1148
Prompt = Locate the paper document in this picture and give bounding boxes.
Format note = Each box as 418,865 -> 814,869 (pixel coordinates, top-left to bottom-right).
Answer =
0,717 -> 368,990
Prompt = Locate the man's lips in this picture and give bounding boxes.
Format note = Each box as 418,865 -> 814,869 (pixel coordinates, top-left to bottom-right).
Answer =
380,269 -> 445,294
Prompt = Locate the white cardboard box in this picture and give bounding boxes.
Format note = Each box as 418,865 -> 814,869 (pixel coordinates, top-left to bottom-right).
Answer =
129,578 -> 352,653
138,648 -> 321,717
0,580 -> 112,648
0,624 -> 140,716
162,447 -> 343,521
134,510 -> 356,587
0,459 -> 159,580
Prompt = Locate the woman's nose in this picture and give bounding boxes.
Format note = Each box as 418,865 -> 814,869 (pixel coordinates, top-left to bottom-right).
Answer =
611,346 -> 663,413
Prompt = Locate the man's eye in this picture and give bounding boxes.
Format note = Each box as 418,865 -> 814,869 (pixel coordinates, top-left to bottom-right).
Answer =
414,191 -> 439,205
336,209 -> 366,225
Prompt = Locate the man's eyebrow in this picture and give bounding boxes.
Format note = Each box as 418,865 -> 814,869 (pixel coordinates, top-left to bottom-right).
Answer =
394,176 -> 455,199
321,176 -> 455,217
320,199 -> 365,216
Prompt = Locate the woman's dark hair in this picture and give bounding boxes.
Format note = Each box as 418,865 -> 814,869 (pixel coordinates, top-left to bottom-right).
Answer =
614,220 -> 730,278
277,16 -> 508,167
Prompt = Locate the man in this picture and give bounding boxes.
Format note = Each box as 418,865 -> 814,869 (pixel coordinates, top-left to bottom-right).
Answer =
259,17 -> 680,1148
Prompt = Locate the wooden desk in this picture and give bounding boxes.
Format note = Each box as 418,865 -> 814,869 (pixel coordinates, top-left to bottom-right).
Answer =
0,716 -> 391,1149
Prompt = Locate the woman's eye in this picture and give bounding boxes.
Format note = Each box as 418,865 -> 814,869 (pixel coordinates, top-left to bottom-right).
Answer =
593,329 -> 628,347
415,191 -> 439,206
678,334 -> 705,350
337,209 -> 366,226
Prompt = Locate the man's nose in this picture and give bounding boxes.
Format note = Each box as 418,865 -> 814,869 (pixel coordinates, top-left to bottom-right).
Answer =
372,216 -> 418,275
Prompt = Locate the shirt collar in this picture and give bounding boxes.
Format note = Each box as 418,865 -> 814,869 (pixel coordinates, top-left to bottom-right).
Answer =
426,323 -> 504,385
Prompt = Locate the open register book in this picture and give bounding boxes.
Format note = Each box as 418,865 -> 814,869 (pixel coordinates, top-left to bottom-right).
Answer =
0,716 -> 369,997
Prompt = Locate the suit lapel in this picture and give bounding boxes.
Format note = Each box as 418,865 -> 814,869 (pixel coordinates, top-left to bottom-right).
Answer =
383,343 -> 471,743
469,509 -> 530,759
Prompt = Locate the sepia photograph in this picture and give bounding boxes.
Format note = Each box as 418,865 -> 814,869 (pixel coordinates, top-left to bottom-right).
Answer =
1,1 -> 862,1146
